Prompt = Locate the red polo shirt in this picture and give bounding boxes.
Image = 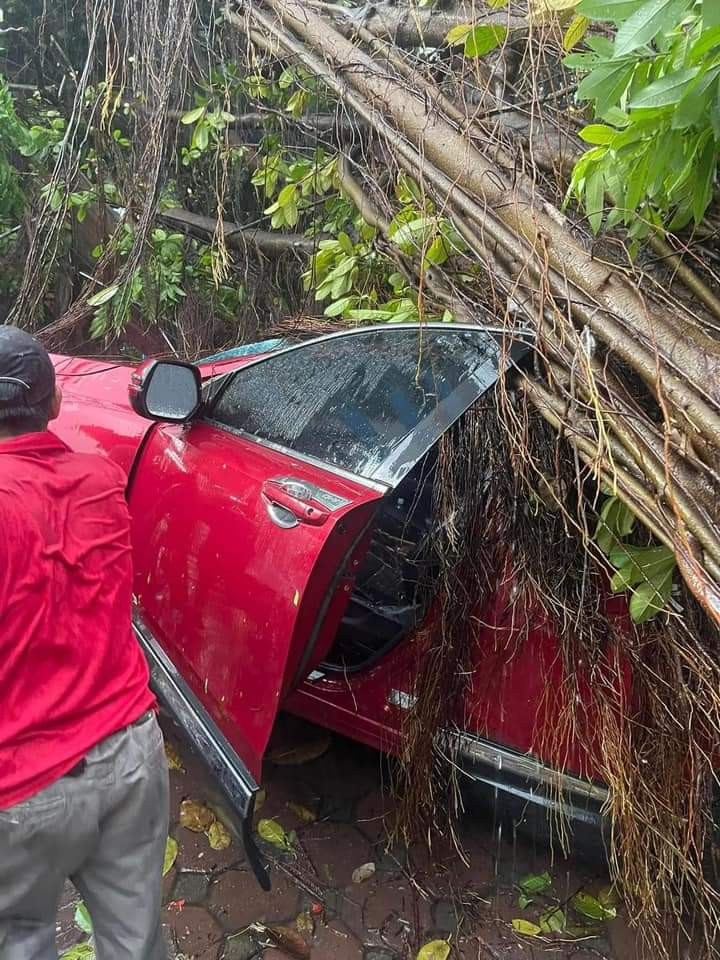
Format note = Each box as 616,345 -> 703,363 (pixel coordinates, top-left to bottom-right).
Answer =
0,431 -> 155,809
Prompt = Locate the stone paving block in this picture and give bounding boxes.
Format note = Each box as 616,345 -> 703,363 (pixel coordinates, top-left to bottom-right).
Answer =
325,888 -> 371,944
173,871 -> 211,905
163,867 -> 178,904
300,821 -> 374,887
164,903 -> 223,960
220,930 -> 260,960
363,880 -> 430,936
355,790 -> 393,843
310,920 -> 364,959
208,867 -> 300,931
432,898 -> 461,935
175,822 -> 244,874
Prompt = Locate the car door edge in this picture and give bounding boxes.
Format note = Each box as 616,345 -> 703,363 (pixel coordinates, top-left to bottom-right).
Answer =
132,610 -> 271,890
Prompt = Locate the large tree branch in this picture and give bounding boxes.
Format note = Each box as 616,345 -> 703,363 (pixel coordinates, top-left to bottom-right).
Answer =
342,3 -> 526,47
159,207 -> 317,255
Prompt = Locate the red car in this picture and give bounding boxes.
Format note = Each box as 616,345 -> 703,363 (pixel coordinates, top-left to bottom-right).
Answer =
51,323 -> 607,887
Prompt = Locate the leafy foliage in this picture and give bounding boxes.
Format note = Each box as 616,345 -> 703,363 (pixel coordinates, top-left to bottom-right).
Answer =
0,76 -> 29,224
594,494 -> 677,622
566,0 -> 720,238
88,226 -> 246,338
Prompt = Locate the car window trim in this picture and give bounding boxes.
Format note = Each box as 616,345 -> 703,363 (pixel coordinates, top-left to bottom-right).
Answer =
203,322 -> 530,408
203,323 -> 534,488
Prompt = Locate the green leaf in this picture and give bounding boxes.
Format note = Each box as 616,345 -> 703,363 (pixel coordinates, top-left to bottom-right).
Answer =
180,106 -> 206,124
445,23 -> 473,45
673,69 -> 720,128
579,123 -> 617,143
416,941 -> 451,960
464,24 -> 508,57
425,235 -> 450,266
512,919 -> 542,937
192,122 -> 209,152
614,0 -> 687,58
577,63 -> 636,114
74,902 -> 93,935
693,135 -> 716,223
87,284 -> 120,307
572,892 -> 618,920
690,26 -> 720,62
585,165 -> 606,232
703,0 -> 720,28
578,0 -> 645,18
257,818 -> 293,851
629,569 -> 674,623
630,68 -> 700,108
486,0 -> 509,7
163,836 -> 178,876
539,907 -> 566,933
519,871 -> 553,894
277,183 -> 297,207
324,296 -> 354,316
60,946 -> 95,960
518,893 -> 534,909
564,15 -> 590,51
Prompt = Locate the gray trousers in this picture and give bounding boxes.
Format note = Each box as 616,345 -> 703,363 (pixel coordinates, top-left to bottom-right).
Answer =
0,712 -> 169,960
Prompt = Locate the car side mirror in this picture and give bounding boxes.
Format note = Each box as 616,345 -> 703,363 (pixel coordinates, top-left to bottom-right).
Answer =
129,359 -> 202,422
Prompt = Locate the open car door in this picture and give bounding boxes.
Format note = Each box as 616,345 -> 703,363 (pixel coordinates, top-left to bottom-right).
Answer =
128,324 -> 528,885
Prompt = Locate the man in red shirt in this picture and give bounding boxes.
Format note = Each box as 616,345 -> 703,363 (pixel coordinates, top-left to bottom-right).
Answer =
0,326 -> 169,959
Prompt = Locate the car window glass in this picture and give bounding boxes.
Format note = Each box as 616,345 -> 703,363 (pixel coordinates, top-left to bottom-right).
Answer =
209,328 -> 502,482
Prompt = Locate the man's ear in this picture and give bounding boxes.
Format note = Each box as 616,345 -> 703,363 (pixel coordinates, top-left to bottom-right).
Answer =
49,384 -> 62,421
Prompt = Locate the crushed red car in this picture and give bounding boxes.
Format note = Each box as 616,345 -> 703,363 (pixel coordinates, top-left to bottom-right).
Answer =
52,323 -> 609,887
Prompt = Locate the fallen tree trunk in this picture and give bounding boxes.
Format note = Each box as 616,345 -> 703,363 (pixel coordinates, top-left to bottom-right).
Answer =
230,0 -> 720,626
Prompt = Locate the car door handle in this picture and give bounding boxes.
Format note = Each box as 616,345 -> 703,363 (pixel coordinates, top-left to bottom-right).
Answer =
262,479 -> 330,527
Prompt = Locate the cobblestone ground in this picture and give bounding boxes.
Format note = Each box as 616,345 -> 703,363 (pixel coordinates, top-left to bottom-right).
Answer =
57,716 -> 648,960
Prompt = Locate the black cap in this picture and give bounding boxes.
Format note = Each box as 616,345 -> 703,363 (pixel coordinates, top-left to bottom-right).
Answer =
0,325 -> 56,409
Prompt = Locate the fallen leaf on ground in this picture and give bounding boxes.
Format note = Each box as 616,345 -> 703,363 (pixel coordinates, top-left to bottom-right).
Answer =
517,893 -> 533,909
572,892 -> 616,921
60,945 -> 95,960
417,940 -> 451,960
519,871 -> 552,895
286,801 -> 316,823
267,924 -> 311,958
164,741 -> 185,772
206,820 -> 232,850
167,899 -> 186,913
539,906 -> 565,933
351,861 -> 376,883
598,884 -> 621,909
163,837 -> 178,876
74,902 -> 92,934
257,818 -> 292,850
296,912 -> 315,936
267,734 -> 331,766
512,919 -> 541,937
179,799 -> 215,833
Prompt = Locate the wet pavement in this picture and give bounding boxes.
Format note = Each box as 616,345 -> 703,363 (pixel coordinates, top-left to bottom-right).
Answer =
57,716 -> 645,960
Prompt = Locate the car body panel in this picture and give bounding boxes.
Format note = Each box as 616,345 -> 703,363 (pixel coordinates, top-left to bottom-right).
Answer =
128,420 -> 383,780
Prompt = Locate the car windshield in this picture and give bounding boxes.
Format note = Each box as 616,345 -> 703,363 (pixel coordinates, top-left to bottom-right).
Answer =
210,327 -> 510,485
